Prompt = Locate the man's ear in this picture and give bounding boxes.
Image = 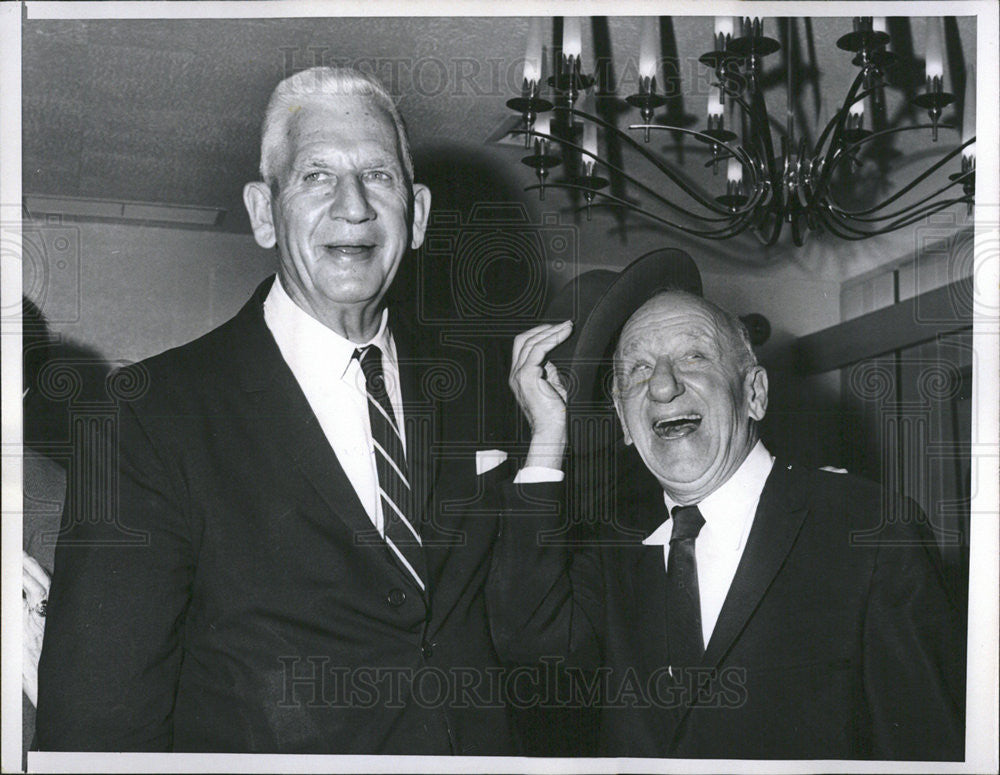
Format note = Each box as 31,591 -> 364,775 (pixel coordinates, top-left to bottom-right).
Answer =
243,182 -> 277,249
410,183 -> 432,250
613,394 -> 634,446
744,365 -> 769,422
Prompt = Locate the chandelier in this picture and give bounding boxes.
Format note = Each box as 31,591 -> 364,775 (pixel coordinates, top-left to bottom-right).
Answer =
507,16 -> 976,246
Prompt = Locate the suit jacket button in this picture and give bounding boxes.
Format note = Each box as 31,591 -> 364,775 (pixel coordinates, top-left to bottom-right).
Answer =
421,641 -> 434,659
386,588 -> 406,607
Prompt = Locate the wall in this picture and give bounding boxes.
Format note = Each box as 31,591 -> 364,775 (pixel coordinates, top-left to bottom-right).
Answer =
25,215 -> 844,370
26,218 -> 276,365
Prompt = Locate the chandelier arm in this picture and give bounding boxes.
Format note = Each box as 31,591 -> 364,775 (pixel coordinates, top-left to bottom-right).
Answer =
624,124 -> 765,202
811,69 -> 868,161
535,128 -> 743,221
822,196 -> 972,238
808,70 -> 874,205
838,124 -> 964,157
875,197 -> 974,232
533,183 -> 755,238
824,138 -> 970,216
566,107 -> 752,214
872,198 -> 974,234
721,90 -> 754,120
816,209 -> 872,241
727,88 -> 778,197
753,93 -> 784,222
523,127 -> 737,220
525,182 -> 758,239
747,86 -> 779,181
572,203 -> 760,241
722,84 -> 776,193
751,204 -> 786,247
623,123 -> 757,167
828,176 -> 967,222
825,201 -> 939,234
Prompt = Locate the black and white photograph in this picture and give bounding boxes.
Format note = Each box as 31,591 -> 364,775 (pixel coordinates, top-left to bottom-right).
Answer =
1,1 -> 998,772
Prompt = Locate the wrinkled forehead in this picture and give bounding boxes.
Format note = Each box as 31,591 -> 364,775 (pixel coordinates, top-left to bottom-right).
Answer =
617,294 -> 724,356
284,96 -> 402,161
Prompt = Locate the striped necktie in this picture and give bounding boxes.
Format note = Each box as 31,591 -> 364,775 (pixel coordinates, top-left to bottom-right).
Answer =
355,345 -> 426,593
667,504 -> 706,671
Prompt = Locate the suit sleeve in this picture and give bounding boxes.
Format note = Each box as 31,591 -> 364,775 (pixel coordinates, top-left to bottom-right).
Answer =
486,479 -> 603,670
861,498 -> 966,760
36,397 -> 194,751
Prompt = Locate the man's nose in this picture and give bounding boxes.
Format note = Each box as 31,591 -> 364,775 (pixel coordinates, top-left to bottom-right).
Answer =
330,175 -> 375,222
648,359 -> 684,402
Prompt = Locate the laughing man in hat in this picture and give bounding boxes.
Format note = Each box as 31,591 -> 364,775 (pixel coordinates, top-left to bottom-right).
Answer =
490,278 -> 964,759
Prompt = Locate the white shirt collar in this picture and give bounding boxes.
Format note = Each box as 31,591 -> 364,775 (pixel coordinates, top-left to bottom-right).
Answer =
644,440 -> 775,551
263,276 -> 394,381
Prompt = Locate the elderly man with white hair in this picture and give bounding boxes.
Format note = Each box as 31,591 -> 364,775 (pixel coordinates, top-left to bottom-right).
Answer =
36,67 -> 563,755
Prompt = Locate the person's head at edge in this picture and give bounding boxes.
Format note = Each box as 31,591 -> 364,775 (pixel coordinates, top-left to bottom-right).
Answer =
243,67 -> 432,342
612,290 -> 768,505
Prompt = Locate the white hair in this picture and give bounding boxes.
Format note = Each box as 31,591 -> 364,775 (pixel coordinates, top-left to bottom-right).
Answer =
258,66 -> 414,188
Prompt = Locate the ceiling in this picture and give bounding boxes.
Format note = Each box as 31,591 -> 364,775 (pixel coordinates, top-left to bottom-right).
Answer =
21,13 -> 977,266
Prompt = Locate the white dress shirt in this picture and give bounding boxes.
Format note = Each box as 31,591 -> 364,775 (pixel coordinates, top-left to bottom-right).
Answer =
643,440 -> 775,647
263,279 -> 405,535
263,278 -> 562,536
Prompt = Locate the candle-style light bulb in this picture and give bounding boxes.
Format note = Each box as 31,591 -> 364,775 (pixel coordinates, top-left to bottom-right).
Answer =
583,121 -> 598,161
925,18 -> 944,83
847,95 -> 865,148
715,16 -> 734,41
962,141 -> 976,167
727,155 -> 743,183
916,16 -> 949,141
706,87 -> 726,174
534,113 -> 551,138
639,22 -> 659,81
523,18 -> 543,84
707,90 -> 724,119
872,17 -> 887,34
563,17 -> 582,59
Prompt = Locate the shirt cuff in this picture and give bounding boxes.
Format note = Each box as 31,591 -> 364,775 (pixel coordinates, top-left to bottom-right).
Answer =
513,466 -> 565,484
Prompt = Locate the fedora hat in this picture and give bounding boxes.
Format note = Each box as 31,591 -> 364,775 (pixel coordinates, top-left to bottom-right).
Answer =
541,248 -> 703,524
546,247 -> 703,411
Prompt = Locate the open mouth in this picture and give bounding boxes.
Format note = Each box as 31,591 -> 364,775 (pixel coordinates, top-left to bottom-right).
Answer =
652,415 -> 702,439
323,244 -> 376,257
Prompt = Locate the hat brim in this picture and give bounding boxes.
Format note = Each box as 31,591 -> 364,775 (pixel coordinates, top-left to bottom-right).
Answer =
547,247 -> 702,409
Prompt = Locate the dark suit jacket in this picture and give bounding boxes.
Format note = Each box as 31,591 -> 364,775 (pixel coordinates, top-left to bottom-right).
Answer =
488,456 -> 966,759
37,277 -> 521,754
23,448 -> 65,768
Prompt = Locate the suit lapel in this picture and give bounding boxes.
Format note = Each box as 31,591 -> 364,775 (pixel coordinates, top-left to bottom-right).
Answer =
235,280 -> 427,596
701,462 -> 810,668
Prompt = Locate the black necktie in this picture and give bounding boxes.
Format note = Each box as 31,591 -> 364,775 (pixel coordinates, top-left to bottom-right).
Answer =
666,504 -> 706,671
355,345 -> 426,593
